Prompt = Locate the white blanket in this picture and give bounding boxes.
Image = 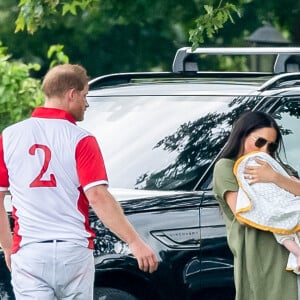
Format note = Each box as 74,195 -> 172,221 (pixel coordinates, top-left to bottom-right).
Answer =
234,151 -> 300,233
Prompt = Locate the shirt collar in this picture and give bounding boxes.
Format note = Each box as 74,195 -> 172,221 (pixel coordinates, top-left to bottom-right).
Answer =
31,107 -> 76,124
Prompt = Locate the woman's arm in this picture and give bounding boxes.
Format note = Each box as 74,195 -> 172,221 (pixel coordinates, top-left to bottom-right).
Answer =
224,190 -> 245,225
224,191 -> 238,213
244,158 -> 300,195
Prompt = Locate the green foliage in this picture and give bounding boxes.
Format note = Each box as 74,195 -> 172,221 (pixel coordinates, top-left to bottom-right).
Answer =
47,44 -> 69,68
0,41 -> 70,131
15,0 -> 96,33
189,2 -> 241,50
0,42 -> 43,131
218,56 -> 248,71
6,0 -> 299,78
62,0 -> 94,15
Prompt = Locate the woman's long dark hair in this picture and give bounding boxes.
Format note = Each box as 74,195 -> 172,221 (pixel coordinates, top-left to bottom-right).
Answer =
220,111 -> 283,160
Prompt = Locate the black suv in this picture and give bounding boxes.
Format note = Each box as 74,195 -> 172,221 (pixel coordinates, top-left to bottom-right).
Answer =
1,47 -> 300,300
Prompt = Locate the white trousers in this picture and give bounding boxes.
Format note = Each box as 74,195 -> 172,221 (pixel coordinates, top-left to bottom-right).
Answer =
11,241 -> 95,300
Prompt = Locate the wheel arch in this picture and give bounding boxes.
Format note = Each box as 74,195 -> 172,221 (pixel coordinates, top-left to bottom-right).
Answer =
94,268 -> 161,300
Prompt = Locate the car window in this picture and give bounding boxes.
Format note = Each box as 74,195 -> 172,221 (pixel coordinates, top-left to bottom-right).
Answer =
273,98 -> 300,176
80,94 -> 261,190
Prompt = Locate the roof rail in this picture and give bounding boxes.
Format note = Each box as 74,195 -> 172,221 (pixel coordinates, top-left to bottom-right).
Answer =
172,47 -> 300,74
258,72 -> 300,91
88,72 -> 171,90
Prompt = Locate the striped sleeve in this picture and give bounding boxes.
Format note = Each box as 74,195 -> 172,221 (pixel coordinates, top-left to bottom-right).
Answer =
75,135 -> 108,190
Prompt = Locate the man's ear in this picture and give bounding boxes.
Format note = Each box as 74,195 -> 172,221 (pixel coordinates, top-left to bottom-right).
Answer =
67,88 -> 76,102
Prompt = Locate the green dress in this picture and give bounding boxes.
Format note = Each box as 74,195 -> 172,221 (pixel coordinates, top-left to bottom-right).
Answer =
213,158 -> 297,300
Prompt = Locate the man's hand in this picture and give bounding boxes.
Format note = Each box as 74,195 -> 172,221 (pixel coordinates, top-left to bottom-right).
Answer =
86,185 -> 159,273
129,238 -> 158,273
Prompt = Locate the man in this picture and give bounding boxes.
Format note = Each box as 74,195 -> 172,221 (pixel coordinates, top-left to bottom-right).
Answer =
0,64 -> 158,299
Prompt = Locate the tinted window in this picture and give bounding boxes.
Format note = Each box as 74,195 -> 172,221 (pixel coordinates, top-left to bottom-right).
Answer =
80,94 -> 260,190
273,98 -> 300,176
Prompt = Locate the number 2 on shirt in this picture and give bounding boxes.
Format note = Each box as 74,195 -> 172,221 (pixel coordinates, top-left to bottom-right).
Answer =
29,144 -> 57,187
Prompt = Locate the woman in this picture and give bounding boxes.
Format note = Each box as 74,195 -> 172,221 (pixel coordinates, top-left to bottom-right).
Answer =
213,111 -> 299,300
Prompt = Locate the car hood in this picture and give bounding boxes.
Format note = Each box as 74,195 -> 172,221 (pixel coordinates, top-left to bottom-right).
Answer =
109,188 -> 189,200
107,188 -> 204,213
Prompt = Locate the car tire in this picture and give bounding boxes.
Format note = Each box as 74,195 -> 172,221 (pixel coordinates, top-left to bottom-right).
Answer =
94,287 -> 138,300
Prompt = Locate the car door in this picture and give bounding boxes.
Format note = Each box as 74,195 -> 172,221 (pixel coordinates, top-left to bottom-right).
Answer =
196,191 -> 234,299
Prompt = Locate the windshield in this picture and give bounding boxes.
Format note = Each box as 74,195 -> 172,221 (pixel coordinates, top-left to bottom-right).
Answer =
79,94 -> 260,190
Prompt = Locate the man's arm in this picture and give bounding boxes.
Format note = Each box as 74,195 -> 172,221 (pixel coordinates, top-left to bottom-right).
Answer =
85,185 -> 158,273
0,191 -> 12,271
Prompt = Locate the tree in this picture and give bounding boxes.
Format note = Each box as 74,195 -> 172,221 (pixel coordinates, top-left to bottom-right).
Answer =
0,42 -> 69,132
189,2 -> 240,50
0,42 -> 43,132
6,0 -> 242,77
15,0 -> 96,34
1,0 -> 202,78
10,0 -> 300,74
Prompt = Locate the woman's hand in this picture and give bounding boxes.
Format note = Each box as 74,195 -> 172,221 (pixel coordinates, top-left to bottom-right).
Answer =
244,158 -> 278,184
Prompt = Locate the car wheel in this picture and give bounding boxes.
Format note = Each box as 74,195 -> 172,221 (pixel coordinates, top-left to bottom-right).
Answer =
94,287 -> 138,300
